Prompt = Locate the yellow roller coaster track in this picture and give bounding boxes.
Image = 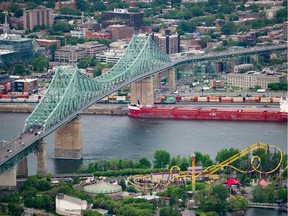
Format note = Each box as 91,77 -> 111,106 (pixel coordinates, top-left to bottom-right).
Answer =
203,142 -> 283,175
127,142 -> 284,190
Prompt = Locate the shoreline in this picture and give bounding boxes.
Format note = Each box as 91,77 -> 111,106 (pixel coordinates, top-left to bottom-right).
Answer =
0,104 -> 128,115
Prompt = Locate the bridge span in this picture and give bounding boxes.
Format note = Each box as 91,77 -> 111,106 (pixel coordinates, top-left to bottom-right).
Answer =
0,34 -> 286,188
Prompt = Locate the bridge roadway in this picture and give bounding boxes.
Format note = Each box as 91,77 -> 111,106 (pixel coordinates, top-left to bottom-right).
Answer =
0,44 -> 286,174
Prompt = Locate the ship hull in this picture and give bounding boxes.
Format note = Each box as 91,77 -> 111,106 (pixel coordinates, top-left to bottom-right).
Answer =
128,107 -> 287,122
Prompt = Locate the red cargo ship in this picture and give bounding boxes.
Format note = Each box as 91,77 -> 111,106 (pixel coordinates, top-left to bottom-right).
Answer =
128,104 -> 288,122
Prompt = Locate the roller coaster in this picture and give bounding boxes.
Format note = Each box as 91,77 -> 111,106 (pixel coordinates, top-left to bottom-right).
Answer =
127,142 -> 285,191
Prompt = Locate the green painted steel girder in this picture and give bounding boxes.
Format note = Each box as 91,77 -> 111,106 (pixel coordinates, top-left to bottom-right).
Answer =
0,143 -> 37,174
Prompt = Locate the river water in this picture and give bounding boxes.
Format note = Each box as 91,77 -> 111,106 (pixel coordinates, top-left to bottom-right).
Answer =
0,113 -> 287,216
0,113 -> 286,175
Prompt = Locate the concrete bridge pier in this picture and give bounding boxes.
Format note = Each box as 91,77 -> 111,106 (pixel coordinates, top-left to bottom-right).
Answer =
153,73 -> 161,89
0,167 -> 17,190
37,139 -> 47,176
168,68 -> 176,92
17,158 -> 28,178
131,76 -> 154,107
53,116 -> 83,159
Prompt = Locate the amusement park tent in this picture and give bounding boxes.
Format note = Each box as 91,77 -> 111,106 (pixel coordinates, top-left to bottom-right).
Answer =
224,178 -> 241,187
259,179 -> 268,188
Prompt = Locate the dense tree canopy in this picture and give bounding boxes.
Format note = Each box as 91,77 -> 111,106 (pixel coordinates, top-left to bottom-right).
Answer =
154,150 -> 171,168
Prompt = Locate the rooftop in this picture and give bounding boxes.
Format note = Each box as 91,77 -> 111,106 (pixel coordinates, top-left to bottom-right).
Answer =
84,181 -> 122,194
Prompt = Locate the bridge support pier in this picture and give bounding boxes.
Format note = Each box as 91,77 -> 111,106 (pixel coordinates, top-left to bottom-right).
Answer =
53,116 -> 83,159
17,158 -> 28,178
131,77 -> 154,106
153,73 -> 161,89
37,140 -> 47,176
0,167 -> 17,190
168,68 -> 176,92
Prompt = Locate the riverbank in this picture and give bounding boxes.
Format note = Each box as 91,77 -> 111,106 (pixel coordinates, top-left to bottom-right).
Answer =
0,104 -> 128,115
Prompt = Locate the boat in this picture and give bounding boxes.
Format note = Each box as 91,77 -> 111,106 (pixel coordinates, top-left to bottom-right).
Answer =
128,99 -> 288,122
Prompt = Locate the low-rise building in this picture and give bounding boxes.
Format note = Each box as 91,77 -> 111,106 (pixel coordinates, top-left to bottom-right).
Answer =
0,75 -> 15,94
96,49 -> 124,64
265,6 -> 285,20
55,193 -> 87,216
106,25 -> 134,40
85,30 -> 112,40
55,1 -> 77,10
77,41 -> 108,58
54,46 -> 86,64
70,30 -> 85,38
227,72 -> 285,89
11,78 -> 38,94
36,39 -> 61,49
211,80 -> 224,88
234,64 -> 254,73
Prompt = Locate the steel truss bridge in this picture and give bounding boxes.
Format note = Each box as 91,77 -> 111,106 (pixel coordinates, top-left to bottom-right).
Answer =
0,34 -> 286,174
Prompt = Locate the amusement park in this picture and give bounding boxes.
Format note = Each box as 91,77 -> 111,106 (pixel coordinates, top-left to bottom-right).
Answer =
120,142 -> 288,214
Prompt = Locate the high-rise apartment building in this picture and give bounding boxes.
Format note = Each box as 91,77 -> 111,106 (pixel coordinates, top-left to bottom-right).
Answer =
23,7 -> 54,31
152,31 -> 180,54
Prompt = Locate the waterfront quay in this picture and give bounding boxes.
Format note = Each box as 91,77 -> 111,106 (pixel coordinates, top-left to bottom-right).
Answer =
0,101 -> 281,114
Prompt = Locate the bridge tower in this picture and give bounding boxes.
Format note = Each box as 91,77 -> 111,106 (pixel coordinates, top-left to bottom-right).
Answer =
131,77 -> 154,106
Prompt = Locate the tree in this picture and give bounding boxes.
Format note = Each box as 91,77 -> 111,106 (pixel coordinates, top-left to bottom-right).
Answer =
48,43 -> 58,61
215,148 -> 239,164
160,206 -> 181,216
227,196 -> 248,212
154,150 -> 170,168
78,58 -> 91,69
76,0 -> 87,11
275,8 -> 287,23
136,157 -> 151,169
8,3 -> 18,12
194,184 -> 228,212
32,55 -> 48,72
221,22 -> 236,35
252,184 -> 276,203
83,210 -> 102,216
8,203 -> 24,216
14,9 -> 24,18
14,64 -> 26,76
200,36 -> 211,48
53,22 -> 70,33
119,178 -> 126,190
